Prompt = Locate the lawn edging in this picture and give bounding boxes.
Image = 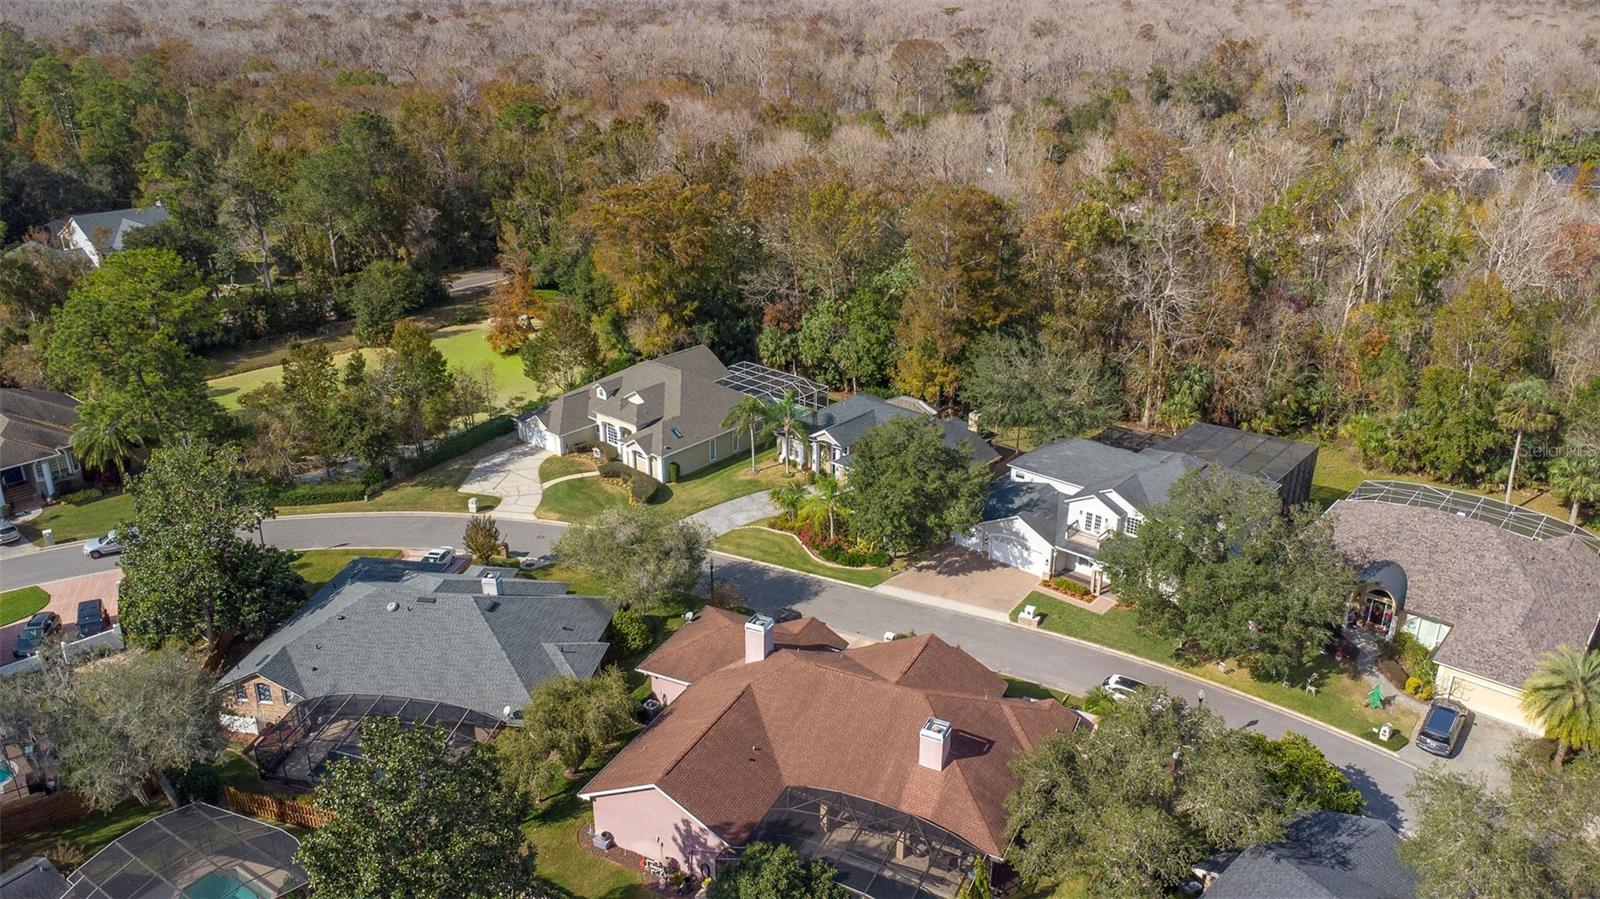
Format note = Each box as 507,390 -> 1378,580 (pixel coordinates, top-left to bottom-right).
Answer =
747,525 -> 885,573
709,549 -> 890,594
1004,602 -> 1419,763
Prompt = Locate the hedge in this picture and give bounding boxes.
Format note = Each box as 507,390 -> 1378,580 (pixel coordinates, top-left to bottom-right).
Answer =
629,472 -> 662,504
597,460 -> 630,480
398,416 -> 514,477
274,481 -> 374,505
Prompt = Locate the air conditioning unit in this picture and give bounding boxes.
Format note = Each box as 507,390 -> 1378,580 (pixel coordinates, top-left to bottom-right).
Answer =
591,830 -> 614,851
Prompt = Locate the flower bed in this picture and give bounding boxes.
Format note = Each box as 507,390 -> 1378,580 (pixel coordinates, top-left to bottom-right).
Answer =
1043,576 -> 1094,599
772,518 -> 890,568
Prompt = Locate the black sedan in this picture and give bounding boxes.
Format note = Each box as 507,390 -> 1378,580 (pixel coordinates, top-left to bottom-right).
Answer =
12,611 -> 62,659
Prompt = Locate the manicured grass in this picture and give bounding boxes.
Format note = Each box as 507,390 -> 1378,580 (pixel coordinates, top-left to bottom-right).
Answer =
520,769 -> 651,899
0,798 -> 167,871
213,749 -> 272,794
524,562 -> 611,599
1002,675 -> 1081,708
713,527 -> 892,587
1312,440 -> 1586,527
290,548 -> 404,595
19,489 -> 131,545
539,453 -> 596,483
1014,592 -> 1418,746
537,450 -> 796,523
536,477 -> 629,523
208,320 -> 544,411
0,586 -> 50,626
275,434 -> 514,516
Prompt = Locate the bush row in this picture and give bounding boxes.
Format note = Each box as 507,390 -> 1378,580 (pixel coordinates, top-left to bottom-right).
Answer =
777,518 -> 890,567
273,481 -> 374,506
398,415 -> 514,477
597,460 -> 661,504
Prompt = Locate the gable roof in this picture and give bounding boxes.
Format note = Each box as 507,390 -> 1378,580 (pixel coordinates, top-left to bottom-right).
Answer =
584,631 -> 1081,858
0,857 -> 69,899
1069,448 -> 1210,513
810,394 -> 998,468
520,345 -> 745,455
0,388 -> 79,469
1206,812 -> 1416,899
638,606 -> 847,685
219,557 -> 610,718
981,479 -> 1070,545
1330,492 -> 1600,685
51,205 -> 168,259
1009,438 -> 1153,490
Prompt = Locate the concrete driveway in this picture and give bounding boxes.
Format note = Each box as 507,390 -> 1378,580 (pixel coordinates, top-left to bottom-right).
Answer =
0,569 -> 121,659
1399,708 -> 1523,789
458,441 -> 549,518
687,491 -> 776,536
878,545 -> 1039,617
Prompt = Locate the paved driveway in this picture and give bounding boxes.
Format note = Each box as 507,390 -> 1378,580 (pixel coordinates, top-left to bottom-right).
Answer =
1399,708 -> 1522,789
0,569 -> 121,659
458,440 -> 549,518
687,491 -> 775,536
878,545 -> 1038,617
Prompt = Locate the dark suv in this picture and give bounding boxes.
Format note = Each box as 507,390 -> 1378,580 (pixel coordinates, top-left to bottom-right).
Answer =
76,599 -> 110,638
1416,698 -> 1471,757
12,611 -> 61,659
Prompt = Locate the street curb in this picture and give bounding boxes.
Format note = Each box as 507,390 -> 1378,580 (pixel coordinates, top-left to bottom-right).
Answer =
708,550 -> 890,592
1011,619 -> 1419,768
871,583 -> 1013,624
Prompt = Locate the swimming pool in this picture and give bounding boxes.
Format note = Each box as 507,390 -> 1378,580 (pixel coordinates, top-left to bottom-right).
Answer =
0,764 -> 14,787
181,870 -> 270,899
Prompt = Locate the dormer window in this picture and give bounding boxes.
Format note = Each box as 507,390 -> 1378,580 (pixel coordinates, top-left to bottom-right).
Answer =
595,385 -> 608,400
625,392 -> 644,405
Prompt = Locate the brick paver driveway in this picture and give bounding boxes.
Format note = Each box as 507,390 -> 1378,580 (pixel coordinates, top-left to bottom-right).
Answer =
878,545 -> 1039,617
0,569 -> 121,659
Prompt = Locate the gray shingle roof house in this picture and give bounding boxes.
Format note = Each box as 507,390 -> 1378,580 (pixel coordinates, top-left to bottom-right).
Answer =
1203,812 -> 1416,899
0,857 -> 70,899
1329,483 -> 1600,732
45,204 -> 168,267
786,393 -> 999,476
517,346 -> 809,482
219,557 -> 610,724
1,387 -> 84,502
960,424 -> 1316,583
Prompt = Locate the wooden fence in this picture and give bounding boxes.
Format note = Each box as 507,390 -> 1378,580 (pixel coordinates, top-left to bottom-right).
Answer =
1,790 -> 91,838
223,786 -> 332,829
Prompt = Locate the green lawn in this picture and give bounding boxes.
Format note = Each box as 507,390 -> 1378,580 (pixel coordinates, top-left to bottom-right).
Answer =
290,548 -> 404,595
1312,440 -> 1586,526
1014,592 -> 1418,745
520,764 -> 651,899
538,451 -> 796,523
712,527 -> 892,588
207,320 -> 544,412
19,489 -> 131,545
539,453 -> 596,483
0,586 -> 50,626
275,433 -> 513,516
0,798 -> 167,871
1002,675 -> 1081,708
524,562 -> 611,598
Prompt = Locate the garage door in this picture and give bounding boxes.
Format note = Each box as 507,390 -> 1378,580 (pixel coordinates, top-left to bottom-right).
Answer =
988,535 -> 1045,575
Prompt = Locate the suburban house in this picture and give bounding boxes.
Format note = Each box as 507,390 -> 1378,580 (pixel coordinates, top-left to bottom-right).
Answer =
1,388 -> 84,508
218,557 -> 610,732
579,613 -> 1086,896
780,393 -> 1000,477
1199,812 -> 1415,899
0,857 -> 70,899
45,203 -> 169,267
516,346 -> 825,482
637,606 -> 847,705
959,423 -> 1318,584
1330,481 -> 1600,733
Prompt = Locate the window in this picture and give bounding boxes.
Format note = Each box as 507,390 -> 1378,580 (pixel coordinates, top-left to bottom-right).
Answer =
671,427 -> 684,439
709,438 -> 718,462
732,430 -> 741,450
1124,518 -> 1140,535
255,683 -> 273,704
1083,513 -> 1104,534
233,685 -> 248,702
602,422 -> 619,445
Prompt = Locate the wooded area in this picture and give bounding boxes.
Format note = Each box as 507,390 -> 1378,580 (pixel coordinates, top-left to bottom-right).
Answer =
1,0 -> 1597,518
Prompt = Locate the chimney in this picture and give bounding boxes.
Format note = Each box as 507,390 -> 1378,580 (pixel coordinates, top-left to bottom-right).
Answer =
919,718 -> 952,771
744,613 -> 775,664
481,573 -> 501,596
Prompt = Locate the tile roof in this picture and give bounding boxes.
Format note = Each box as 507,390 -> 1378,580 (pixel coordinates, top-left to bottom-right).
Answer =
0,857 -> 70,899
637,606 -> 847,685
812,394 -> 999,469
1206,812 -> 1416,899
219,558 -> 611,718
585,631 -> 1082,858
0,388 -> 79,469
1330,496 -> 1600,685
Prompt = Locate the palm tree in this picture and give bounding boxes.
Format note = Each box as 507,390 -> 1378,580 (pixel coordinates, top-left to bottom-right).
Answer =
802,474 -> 846,540
722,395 -> 777,473
771,482 -> 808,525
774,389 -> 810,473
70,400 -> 144,483
1494,379 -> 1560,504
1549,452 -> 1600,526
1521,646 -> 1600,767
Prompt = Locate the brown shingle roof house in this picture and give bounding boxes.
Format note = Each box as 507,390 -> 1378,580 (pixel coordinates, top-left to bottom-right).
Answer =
1330,482 -> 1600,733
637,606 -> 848,705
580,614 -> 1084,894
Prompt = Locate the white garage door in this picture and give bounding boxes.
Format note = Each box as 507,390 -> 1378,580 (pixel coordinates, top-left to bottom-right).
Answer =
988,535 -> 1045,575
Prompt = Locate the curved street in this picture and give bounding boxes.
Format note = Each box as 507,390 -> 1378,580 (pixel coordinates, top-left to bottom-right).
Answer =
0,510 -> 1421,827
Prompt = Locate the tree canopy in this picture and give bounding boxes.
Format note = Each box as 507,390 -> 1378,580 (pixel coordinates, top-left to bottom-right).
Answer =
554,505 -> 708,607
841,415 -> 989,554
707,842 -> 848,899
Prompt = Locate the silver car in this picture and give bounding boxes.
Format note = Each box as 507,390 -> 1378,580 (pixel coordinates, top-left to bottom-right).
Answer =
0,518 -> 20,545
83,529 -> 128,559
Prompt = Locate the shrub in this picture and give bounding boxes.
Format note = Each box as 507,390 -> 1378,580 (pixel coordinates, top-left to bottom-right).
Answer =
398,416 -> 514,477
1048,576 -> 1093,598
1417,682 -> 1436,700
667,461 -> 680,483
628,472 -> 661,504
1082,686 -> 1118,716
597,460 -> 630,480
274,480 -> 373,505
1404,675 -> 1423,695
169,761 -> 221,804
609,605 -> 651,655
779,519 -> 889,567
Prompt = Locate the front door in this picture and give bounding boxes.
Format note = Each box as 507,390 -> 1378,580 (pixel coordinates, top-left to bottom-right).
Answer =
1,467 -> 24,487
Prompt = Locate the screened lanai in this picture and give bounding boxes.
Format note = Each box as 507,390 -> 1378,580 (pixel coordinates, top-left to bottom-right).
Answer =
716,360 -> 830,409
743,786 -> 983,899
250,693 -> 503,788
60,802 -> 307,899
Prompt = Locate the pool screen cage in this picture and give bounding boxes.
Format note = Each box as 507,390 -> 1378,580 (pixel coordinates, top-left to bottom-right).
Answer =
736,786 -> 983,899
716,361 -> 829,410
61,802 -> 308,899
250,693 -> 503,788
1347,480 -> 1600,553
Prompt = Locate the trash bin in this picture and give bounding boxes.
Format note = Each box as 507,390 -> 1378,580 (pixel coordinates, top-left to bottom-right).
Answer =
42,528 -> 54,546
468,497 -> 479,514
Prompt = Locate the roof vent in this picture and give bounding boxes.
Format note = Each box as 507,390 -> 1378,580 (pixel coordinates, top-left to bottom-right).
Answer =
919,717 -> 952,771
417,596 -> 436,604
386,601 -> 399,612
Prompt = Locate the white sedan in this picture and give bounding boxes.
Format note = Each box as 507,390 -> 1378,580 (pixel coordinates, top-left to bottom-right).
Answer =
422,546 -> 456,565
1101,674 -> 1148,701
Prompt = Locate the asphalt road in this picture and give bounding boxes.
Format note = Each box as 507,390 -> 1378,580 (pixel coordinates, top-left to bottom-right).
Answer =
0,511 -> 1419,826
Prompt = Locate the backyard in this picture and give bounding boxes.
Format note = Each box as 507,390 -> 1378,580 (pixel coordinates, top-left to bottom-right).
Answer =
1012,593 -> 1419,748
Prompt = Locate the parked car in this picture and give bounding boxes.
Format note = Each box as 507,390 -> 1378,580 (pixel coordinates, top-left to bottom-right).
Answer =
1101,674 -> 1148,701
75,599 -> 110,638
772,607 -> 803,623
1416,698 -> 1471,757
12,611 -> 61,659
83,529 -> 131,559
0,518 -> 20,545
422,546 -> 455,565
